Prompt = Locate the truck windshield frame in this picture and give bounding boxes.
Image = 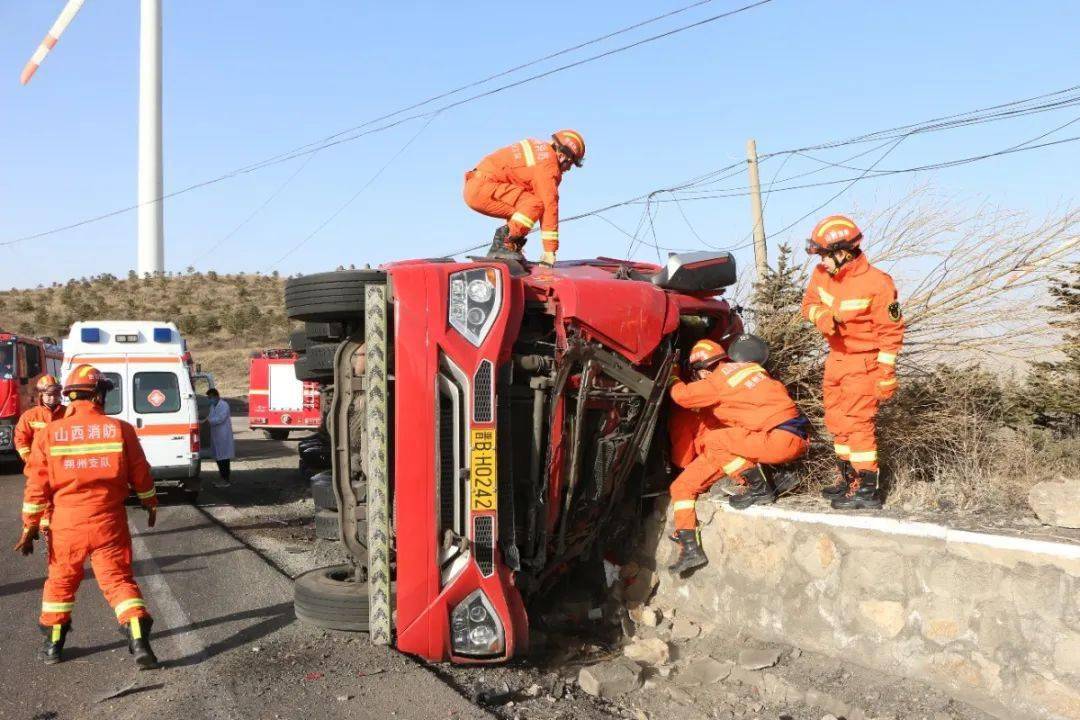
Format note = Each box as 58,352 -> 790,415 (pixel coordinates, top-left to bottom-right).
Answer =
0,340 -> 13,379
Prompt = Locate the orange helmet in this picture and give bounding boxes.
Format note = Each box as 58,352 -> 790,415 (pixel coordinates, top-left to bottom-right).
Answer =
807,214 -> 862,254
35,374 -> 61,392
688,339 -> 726,371
63,363 -> 114,401
551,129 -> 585,167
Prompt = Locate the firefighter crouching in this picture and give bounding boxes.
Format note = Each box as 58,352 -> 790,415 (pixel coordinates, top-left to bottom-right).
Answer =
14,374 -> 65,535
667,335 -> 810,575
463,129 -> 585,266
14,364 -> 160,668
802,214 -> 905,510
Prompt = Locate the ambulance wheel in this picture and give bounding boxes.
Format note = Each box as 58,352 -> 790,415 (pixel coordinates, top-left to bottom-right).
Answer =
266,429 -> 290,441
293,564 -> 371,633
285,270 -> 385,323
314,508 -> 340,540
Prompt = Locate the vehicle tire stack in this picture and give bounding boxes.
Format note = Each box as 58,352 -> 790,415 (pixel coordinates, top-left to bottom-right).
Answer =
310,470 -> 340,541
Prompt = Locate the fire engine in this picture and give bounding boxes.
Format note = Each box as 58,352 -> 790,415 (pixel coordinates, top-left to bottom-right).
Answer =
0,331 -> 64,457
248,350 -> 321,439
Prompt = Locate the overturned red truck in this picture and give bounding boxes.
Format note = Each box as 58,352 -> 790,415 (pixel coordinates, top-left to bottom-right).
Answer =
286,252 -> 741,662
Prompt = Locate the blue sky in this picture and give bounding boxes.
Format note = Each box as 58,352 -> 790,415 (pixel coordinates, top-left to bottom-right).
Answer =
0,0 -> 1077,288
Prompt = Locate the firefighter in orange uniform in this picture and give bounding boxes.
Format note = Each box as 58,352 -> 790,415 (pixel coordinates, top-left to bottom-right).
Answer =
801,214 -> 904,510
463,129 -> 585,265
667,336 -> 810,574
14,374 -> 65,540
15,364 -> 160,668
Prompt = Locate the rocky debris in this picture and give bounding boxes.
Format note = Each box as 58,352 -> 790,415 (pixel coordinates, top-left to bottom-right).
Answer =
670,616 -> 701,641
1028,479 -> 1080,528
674,657 -> 733,687
624,566 -> 659,603
578,657 -> 644,698
624,637 -> 671,666
738,647 -> 782,670
627,602 -> 661,627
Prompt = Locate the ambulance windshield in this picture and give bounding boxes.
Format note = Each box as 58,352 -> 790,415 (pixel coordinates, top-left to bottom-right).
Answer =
0,341 -> 13,379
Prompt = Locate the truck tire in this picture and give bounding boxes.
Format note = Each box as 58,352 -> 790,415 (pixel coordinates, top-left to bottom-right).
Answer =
285,270 -> 385,323
305,343 -> 338,374
266,429 -> 290,441
310,471 -> 337,510
314,508 -> 339,540
293,564 -> 368,632
294,356 -> 332,383
304,321 -> 346,342
289,329 -> 310,353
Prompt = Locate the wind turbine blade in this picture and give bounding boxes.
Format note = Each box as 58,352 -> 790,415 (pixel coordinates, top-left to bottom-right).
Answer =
20,0 -> 88,85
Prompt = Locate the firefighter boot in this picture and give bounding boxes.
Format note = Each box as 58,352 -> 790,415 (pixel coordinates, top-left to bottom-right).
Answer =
831,469 -> 884,510
124,616 -> 160,670
667,529 -> 708,575
487,226 -> 526,261
729,465 -> 777,510
39,623 -> 71,665
821,458 -> 856,500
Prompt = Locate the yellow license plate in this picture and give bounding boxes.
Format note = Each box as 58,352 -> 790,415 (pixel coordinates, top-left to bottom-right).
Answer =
469,428 -> 498,512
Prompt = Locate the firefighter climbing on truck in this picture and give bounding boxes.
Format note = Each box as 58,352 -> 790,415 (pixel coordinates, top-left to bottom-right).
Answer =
463,129 -> 585,265
666,335 -> 810,575
802,214 -> 904,511
16,364 -> 160,668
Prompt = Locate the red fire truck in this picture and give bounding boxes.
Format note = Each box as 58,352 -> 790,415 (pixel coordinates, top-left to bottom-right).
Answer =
1,331 -> 64,457
248,349 -> 321,439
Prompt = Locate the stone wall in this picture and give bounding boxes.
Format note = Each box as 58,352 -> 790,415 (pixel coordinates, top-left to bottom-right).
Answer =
645,498 -> 1080,720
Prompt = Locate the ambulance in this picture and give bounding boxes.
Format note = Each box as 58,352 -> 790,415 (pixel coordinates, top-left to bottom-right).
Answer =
62,321 -> 202,497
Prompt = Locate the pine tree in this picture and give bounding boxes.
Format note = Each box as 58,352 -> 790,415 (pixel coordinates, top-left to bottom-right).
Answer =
1027,261 -> 1080,433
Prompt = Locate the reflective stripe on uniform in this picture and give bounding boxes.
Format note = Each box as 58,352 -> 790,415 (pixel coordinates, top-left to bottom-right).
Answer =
136,488 -> 157,500
42,601 -> 74,613
49,442 -> 123,456
17,447 -> 30,457
723,457 -> 748,475
726,364 -> 765,387
839,297 -> 872,312
834,444 -> 851,457
510,212 -> 535,229
40,517 -> 50,529
807,306 -> 823,322
877,351 -> 897,365
672,500 -> 696,512
849,450 -> 878,463
878,378 -> 897,387
23,502 -> 47,514
518,140 -> 536,167
817,287 -> 835,307
541,230 -> 558,240
114,598 -> 146,617
29,421 -> 47,429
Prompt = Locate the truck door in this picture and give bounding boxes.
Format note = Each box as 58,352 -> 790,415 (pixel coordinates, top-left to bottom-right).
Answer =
130,363 -> 192,469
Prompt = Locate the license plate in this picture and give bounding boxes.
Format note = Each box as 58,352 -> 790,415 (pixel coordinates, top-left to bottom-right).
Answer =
469,428 -> 498,512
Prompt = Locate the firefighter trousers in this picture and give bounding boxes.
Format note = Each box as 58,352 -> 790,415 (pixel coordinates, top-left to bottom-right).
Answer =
823,351 -> 881,472
39,513 -> 149,627
463,171 -> 543,241
670,426 -> 807,530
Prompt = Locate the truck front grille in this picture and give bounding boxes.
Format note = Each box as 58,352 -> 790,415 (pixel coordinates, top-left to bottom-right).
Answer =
473,515 -> 494,577
472,360 -> 493,423
437,361 -> 467,537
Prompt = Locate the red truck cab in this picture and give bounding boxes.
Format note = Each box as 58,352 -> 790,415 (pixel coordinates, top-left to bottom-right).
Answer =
0,332 -> 64,456
285,253 -> 741,662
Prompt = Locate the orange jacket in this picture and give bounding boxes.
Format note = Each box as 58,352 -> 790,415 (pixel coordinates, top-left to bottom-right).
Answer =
476,138 -> 562,249
670,362 -> 799,433
14,404 -> 65,460
22,401 -> 156,529
801,253 -> 905,367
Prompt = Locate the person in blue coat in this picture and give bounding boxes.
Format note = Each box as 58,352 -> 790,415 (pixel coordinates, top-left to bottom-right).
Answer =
204,389 -> 235,488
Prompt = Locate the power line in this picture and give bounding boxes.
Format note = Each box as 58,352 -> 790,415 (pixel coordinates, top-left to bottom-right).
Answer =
1,0 -> 775,250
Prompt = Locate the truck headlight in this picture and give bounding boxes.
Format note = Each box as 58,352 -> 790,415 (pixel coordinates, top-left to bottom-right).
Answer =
450,589 -> 505,657
449,268 -> 501,347
0,425 -> 12,450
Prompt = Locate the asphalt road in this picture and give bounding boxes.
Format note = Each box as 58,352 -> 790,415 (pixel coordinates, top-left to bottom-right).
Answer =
0,454 -> 491,720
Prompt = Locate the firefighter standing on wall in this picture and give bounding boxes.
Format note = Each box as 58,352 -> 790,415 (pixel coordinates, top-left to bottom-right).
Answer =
14,374 -> 65,540
15,364 -> 160,668
802,214 -> 905,510
463,129 -> 585,265
667,335 -> 810,575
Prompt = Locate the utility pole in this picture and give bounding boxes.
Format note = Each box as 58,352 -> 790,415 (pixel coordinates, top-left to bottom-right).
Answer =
746,139 -> 767,278
137,0 -> 164,276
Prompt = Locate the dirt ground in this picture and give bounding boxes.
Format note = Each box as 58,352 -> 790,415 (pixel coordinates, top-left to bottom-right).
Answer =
210,416 -> 1001,720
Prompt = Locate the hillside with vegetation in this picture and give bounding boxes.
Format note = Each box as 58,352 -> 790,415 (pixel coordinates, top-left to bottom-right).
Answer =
0,269 -> 292,396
